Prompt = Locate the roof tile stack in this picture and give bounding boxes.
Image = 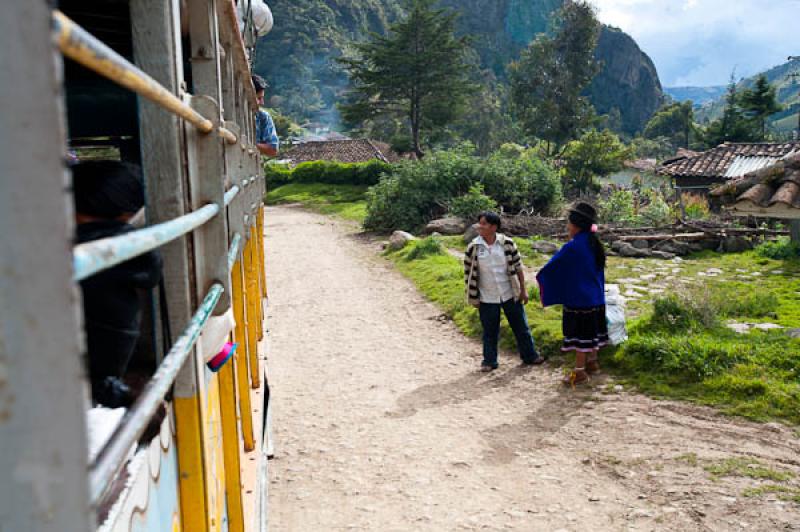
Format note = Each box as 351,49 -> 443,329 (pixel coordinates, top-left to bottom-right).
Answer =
660,142 -> 799,178
282,139 -> 404,165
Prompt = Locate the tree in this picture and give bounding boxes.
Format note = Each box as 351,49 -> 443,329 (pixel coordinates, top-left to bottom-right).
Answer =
703,75 -> 759,147
739,74 -> 783,139
509,0 -> 601,156
561,129 -> 631,193
643,101 -> 695,149
338,0 -> 475,158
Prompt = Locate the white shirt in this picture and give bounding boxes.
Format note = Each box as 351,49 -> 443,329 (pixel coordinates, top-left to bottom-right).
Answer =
475,236 -> 514,303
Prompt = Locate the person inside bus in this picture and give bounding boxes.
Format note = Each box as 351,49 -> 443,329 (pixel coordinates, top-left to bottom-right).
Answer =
251,74 -> 280,157
72,161 -> 163,408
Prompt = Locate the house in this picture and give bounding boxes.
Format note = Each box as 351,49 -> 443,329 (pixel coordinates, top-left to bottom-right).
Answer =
711,150 -> 800,223
281,139 -> 405,166
659,142 -> 800,194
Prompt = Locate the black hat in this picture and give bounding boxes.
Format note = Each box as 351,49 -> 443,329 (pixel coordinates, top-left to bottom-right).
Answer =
568,202 -> 598,224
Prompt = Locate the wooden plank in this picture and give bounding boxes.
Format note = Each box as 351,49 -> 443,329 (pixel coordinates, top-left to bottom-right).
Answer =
0,2 -> 94,530
131,0 -> 194,356
232,259 -> 256,451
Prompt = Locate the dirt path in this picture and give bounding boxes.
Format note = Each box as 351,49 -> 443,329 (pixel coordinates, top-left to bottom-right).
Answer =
264,205 -> 800,532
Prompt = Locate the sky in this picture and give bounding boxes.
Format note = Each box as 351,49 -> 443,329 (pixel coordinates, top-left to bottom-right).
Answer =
590,0 -> 800,87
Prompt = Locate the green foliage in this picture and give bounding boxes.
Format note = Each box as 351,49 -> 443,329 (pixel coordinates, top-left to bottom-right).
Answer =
265,183 -> 368,223
509,1 -> 601,153
643,101 -> 696,150
338,0 -> 476,157
682,193 -> 711,220
628,136 -> 675,160
561,129 -> 631,193
705,457 -> 794,481
756,238 -> 800,260
639,190 -> 674,226
364,146 -> 561,232
599,190 -> 637,224
405,237 -> 445,261
264,159 -> 392,188
702,74 -> 761,147
739,74 -> 784,139
448,184 -> 498,221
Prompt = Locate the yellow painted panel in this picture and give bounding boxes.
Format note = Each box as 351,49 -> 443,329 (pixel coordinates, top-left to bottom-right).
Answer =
245,232 -> 261,389
204,376 -> 228,532
174,395 -> 208,532
232,258 -> 255,451
219,358 -> 245,532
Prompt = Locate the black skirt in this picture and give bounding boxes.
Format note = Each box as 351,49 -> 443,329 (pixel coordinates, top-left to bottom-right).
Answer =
562,305 -> 609,353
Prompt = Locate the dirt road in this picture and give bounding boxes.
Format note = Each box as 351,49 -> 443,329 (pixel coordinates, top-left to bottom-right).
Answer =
264,205 -> 800,531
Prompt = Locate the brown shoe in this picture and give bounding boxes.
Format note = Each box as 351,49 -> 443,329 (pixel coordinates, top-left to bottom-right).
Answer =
563,368 -> 589,387
586,359 -> 600,374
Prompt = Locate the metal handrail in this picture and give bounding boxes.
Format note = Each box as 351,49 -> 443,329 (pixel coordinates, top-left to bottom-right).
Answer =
227,233 -> 242,271
73,203 -> 219,282
53,10 -> 236,142
224,185 -> 240,207
88,283 -> 224,505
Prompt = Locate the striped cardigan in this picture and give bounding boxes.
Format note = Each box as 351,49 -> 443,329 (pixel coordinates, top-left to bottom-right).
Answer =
464,233 -> 523,307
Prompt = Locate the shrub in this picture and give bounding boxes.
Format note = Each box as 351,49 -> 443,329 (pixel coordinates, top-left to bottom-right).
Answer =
599,190 -> 637,224
651,290 -> 720,332
756,238 -> 800,260
263,162 -> 293,187
479,153 -> 562,214
682,193 -> 711,220
405,237 -> 445,261
448,184 -> 498,221
640,190 -> 675,226
265,159 -> 392,188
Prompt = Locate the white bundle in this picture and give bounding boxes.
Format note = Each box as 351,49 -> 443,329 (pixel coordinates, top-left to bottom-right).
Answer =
605,284 -> 628,346
238,0 -> 274,37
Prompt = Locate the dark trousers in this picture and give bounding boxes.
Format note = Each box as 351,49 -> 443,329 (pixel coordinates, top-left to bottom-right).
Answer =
478,299 -> 538,368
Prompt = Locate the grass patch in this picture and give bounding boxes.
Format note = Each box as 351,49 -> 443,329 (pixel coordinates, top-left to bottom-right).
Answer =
743,484 -> 800,503
265,183 -> 368,223
704,457 -> 794,482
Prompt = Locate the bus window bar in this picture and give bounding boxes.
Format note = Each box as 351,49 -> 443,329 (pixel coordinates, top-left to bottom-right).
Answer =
73,203 -> 219,282
227,233 -> 242,272
53,10 -> 238,144
224,185 -> 240,207
89,283 -> 224,506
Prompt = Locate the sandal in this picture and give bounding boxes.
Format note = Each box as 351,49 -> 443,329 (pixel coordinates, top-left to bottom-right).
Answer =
562,367 -> 589,387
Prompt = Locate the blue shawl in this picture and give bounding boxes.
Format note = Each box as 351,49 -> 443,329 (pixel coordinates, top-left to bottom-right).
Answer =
536,232 -> 605,308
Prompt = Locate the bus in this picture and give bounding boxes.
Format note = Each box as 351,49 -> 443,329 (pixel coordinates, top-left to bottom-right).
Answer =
0,1 -> 273,530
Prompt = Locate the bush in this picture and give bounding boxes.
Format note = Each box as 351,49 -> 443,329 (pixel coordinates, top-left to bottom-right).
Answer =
364,146 -> 561,232
756,238 -> 800,260
651,290 -> 720,332
448,184 -> 498,221
405,237 -> 445,261
264,159 -> 392,188
599,190 -> 637,224
682,193 -> 711,220
640,190 -> 675,226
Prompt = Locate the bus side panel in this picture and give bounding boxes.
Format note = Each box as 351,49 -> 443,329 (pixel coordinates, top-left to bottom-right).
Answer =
202,371 -> 231,532
98,410 -> 182,532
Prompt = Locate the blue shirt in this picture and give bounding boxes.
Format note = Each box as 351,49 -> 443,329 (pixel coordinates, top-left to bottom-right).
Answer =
255,109 -> 279,150
536,232 -> 605,308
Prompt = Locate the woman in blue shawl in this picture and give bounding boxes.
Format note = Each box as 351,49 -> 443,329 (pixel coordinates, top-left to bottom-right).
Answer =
536,202 -> 608,385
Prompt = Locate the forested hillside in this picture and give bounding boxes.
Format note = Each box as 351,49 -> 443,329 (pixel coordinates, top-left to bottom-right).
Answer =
254,0 -> 665,136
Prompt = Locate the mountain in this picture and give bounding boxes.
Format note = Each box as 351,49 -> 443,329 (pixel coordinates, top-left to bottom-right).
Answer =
254,0 -> 665,135
664,86 -> 727,106
695,59 -> 800,134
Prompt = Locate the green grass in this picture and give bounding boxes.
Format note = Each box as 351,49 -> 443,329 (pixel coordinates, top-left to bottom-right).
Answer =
265,183 -> 368,223
389,237 -> 800,425
704,457 -> 795,482
743,484 -> 800,503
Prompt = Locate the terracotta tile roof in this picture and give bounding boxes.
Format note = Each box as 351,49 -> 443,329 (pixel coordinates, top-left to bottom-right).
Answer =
711,151 -> 800,219
282,139 -> 403,165
659,142 -> 800,179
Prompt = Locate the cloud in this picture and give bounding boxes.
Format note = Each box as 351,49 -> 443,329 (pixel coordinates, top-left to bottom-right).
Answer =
590,0 -> 800,86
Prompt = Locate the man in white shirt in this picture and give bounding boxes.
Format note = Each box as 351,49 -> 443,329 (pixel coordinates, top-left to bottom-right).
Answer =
464,212 -> 543,371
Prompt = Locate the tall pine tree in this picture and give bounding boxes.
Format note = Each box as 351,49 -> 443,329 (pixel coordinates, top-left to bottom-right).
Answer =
509,0 -> 600,156
704,75 -> 759,147
338,0 -> 474,158
739,74 -> 783,139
